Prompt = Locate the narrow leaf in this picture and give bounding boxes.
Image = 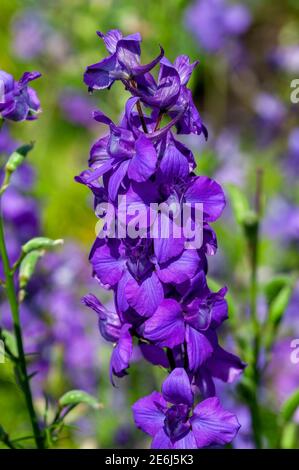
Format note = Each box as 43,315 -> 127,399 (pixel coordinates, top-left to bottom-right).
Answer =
281,389 -> 299,422
59,390 -> 102,410
22,237 -> 64,255
227,184 -> 251,225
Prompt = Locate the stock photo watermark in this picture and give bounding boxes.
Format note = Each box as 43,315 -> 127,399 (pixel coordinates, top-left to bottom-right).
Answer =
290,79 -> 299,103
94,197 -> 204,249
290,338 -> 299,365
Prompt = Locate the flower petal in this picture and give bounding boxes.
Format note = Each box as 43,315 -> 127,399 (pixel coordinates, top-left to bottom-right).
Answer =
125,271 -> 164,317
110,324 -> 133,379
143,299 -> 184,348
90,238 -> 125,287
190,397 -> 240,448
184,176 -> 225,222
84,55 -> 118,90
108,159 -> 130,200
139,342 -> 169,368
186,326 -> 214,372
157,249 -> 201,285
173,430 -> 197,449
81,293 -> 121,342
162,368 -> 193,406
127,134 -> 157,182
132,391 -> 167,437
206,346 -> 246,383
97,29 -> 122,54
151,429 -> 174,449
174,55 -> 198,86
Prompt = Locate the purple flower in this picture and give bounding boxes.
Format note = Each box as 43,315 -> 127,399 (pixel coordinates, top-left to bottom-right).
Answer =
84,30 -> 163,91
0,70 -> 41,121
85,112 -> 158,198
126,56 -> 208,137
132,368 -> 240,448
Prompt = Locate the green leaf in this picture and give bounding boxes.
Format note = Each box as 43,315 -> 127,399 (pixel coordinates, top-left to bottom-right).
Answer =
19,250 -> 44,290
59,390 -> 102,410
22,237 -> 64,255
281,422 -> 298,449
268,283 -> 293,325
281,389 -> 299,422
227,184 -> 251,225
264,276 -> 291,306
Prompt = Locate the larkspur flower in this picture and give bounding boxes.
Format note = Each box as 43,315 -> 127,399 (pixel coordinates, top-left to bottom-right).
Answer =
132,368 -> 240,449
84,30 -> 163,91
79,29 -> 243,449
0,70 -> 41,121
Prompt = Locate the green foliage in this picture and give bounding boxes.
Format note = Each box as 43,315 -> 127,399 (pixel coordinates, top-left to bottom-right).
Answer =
59,390 -> 102,410
22,237 -> 63,255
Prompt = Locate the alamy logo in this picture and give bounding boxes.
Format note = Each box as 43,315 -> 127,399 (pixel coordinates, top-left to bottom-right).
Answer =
0,340 -> 5,364
95,197 -> 204,249
290,79 -> 299,104
290,339 -> 299,365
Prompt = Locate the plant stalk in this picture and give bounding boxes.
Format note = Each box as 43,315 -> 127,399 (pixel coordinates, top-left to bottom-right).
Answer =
0,202 -> 44,449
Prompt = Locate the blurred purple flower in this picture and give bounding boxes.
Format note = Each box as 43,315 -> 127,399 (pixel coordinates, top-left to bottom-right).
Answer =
185,0 -> 251,53
11,11 -> 49,60
59,89 -> 97,128
263,197 -> 299,244
0,124 -> 18,155
270,45 -> 299,74
253,92 -> 286,127
11,10 -> 70,62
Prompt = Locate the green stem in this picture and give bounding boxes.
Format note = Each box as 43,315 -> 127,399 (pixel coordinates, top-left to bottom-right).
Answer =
247,168 -> 263,449
0,203 -> 44,449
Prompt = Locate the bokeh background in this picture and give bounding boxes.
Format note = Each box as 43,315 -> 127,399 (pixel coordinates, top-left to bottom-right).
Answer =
0,0 -> 299,449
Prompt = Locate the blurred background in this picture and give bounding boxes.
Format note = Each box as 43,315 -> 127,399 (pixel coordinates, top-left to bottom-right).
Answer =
0,0 -> 299,449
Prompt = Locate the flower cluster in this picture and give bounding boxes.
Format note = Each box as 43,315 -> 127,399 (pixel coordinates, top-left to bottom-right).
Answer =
79,30 -> 244,449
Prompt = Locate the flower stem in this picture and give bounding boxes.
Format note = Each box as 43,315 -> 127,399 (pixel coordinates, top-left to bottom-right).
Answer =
248,168 -> 263,449
0,203 -> 44,449
166,348 -> 176,371
154,111 -> 163,131
136,100 -> 148,134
